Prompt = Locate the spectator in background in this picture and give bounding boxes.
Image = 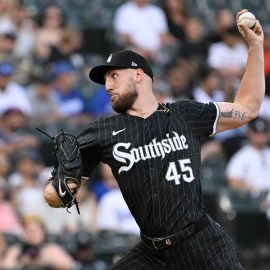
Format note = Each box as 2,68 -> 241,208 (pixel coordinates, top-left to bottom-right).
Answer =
0,61 -> 32,116
0,232 -> 10,268
0,14 -> 35,87
190,66 -> 224,103
41,206 -> 83,235
0,27 -> 16,61
207,26 -> 248,90
85,85 -> 113,118
179,15 -> 208,63
113,0 -> 177,65
153,78 -> 174,104
50,60 -> 87,125
97,186 -> 140,235
7,151 -> 45,219
11,3 -> 37,59
0,152 -> 10,181
27,73 -> 61,134
97,166 -> 140,235
33,5 -> 66,64
225,117 -> 270,246
162,0 -> 188,42
226,117 -> 270,194
0,0 -> 16,35
46,27 -> 85,69
1,215 -> 74,270
71,183 -> 98,233
207,8 -> 234,44
0,108 -> 40,163
91,163 -> 119,202
0,177 -> 22,236
163,62 -> 191,100
190,66 -> 225,163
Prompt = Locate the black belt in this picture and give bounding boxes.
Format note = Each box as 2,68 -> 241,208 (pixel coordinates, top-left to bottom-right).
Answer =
140,214 -> 210,250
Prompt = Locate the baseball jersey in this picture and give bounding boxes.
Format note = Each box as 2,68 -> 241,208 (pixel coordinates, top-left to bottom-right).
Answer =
77,100 -> 218,237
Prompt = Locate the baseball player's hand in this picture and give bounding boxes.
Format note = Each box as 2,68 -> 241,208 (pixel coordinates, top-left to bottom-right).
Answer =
236,9 -> 264,47
68,177 -> 88,192
43,131 -> 82,214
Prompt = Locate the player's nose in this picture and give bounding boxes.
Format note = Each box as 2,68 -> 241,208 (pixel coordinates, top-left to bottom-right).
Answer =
105,78 -> 113,92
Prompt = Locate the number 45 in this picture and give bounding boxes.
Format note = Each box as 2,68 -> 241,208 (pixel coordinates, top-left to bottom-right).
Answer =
165,159 -> 195,185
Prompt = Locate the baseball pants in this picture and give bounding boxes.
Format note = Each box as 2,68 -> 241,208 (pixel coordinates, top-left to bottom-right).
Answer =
110,216 -> 244,270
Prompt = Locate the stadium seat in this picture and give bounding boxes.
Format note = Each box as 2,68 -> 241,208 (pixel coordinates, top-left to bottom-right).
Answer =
218,189 -> 270,248
200,155 -> 227,223
200,155 -> 227,195
3,233 -> 21,246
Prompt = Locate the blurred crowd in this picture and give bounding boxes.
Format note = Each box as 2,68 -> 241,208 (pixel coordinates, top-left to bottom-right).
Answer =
0,0 -> 270,269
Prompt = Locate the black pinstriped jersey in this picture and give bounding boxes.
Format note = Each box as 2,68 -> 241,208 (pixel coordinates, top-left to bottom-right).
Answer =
77,100 -> 218,237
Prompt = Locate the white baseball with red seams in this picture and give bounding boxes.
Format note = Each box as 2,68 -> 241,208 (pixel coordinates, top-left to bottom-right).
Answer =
239,11 -> 256,28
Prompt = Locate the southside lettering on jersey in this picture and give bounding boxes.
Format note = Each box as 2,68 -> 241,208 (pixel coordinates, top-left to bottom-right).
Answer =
113,131 -> 188,173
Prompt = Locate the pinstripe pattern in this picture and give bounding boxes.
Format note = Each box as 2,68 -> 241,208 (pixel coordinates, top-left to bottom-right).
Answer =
110,216 -> 243,270
77,100 -> 244,269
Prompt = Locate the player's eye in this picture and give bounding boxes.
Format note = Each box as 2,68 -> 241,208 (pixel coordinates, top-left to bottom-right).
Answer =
112,73 -> 118,79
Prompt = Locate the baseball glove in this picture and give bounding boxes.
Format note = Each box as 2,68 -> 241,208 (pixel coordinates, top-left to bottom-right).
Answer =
38,129 -> 82,214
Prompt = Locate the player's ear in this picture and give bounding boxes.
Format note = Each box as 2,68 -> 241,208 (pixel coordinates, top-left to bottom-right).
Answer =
135,68 -> 144,82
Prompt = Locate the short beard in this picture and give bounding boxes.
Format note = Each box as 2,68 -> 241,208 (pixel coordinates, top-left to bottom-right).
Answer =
112,82 -> 138,113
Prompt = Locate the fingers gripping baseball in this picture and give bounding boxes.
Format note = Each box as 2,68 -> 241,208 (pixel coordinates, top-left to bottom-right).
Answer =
236,9 -> 264,45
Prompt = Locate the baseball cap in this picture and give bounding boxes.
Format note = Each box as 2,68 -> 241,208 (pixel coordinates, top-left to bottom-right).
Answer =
2,31 -> 16,40
89,50 -> 154,84
50,60 -> 75,78
2,107 -> 25,117
0,61 -> 13,76
35,73 -> 52,84
248,117 -> 269,133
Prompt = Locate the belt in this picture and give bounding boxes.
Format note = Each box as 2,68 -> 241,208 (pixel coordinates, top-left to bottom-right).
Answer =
140,214 -> 210,250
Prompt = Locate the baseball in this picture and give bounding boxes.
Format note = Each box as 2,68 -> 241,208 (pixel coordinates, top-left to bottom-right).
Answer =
44,182 -> 62,208
238,11 -> 256,28
44,180 -> 78,208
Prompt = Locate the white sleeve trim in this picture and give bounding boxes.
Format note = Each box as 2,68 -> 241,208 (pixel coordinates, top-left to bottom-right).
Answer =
210,102 -> 220,136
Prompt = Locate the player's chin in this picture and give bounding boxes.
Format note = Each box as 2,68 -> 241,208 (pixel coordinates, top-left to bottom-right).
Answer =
112,104 -> 127,114
110,95 -> 118,103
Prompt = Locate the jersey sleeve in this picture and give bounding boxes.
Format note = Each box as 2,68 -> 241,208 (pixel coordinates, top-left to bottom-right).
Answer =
76,122 -> 101,177
172,100 -> 219,138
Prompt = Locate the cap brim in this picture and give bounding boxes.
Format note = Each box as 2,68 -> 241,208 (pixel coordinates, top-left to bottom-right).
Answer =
89,65 -> 125,85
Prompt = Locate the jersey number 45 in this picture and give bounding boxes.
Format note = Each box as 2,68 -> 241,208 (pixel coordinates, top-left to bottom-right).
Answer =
166,159 -> 195,185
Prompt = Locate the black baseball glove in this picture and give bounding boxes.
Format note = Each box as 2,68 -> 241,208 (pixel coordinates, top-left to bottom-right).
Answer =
38,129 -> 82,214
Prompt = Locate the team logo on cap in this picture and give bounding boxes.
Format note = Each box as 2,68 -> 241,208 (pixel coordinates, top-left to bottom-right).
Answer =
107,54 -> 112,63
131,62 -> 138,66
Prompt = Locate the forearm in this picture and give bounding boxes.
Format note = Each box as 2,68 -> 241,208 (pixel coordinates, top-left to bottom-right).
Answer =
216,13 -> 265,133
234,42 -> 265,119
217,45 -> 264,132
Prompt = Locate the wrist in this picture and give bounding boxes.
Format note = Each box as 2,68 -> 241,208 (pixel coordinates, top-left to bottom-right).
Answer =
248,41 -> 263,50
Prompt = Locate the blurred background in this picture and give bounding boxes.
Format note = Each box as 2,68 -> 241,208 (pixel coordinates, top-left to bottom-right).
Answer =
0,0 -> 270,269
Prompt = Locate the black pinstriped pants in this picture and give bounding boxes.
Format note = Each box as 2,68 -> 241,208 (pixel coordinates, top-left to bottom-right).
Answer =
110,216 -> 244,270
